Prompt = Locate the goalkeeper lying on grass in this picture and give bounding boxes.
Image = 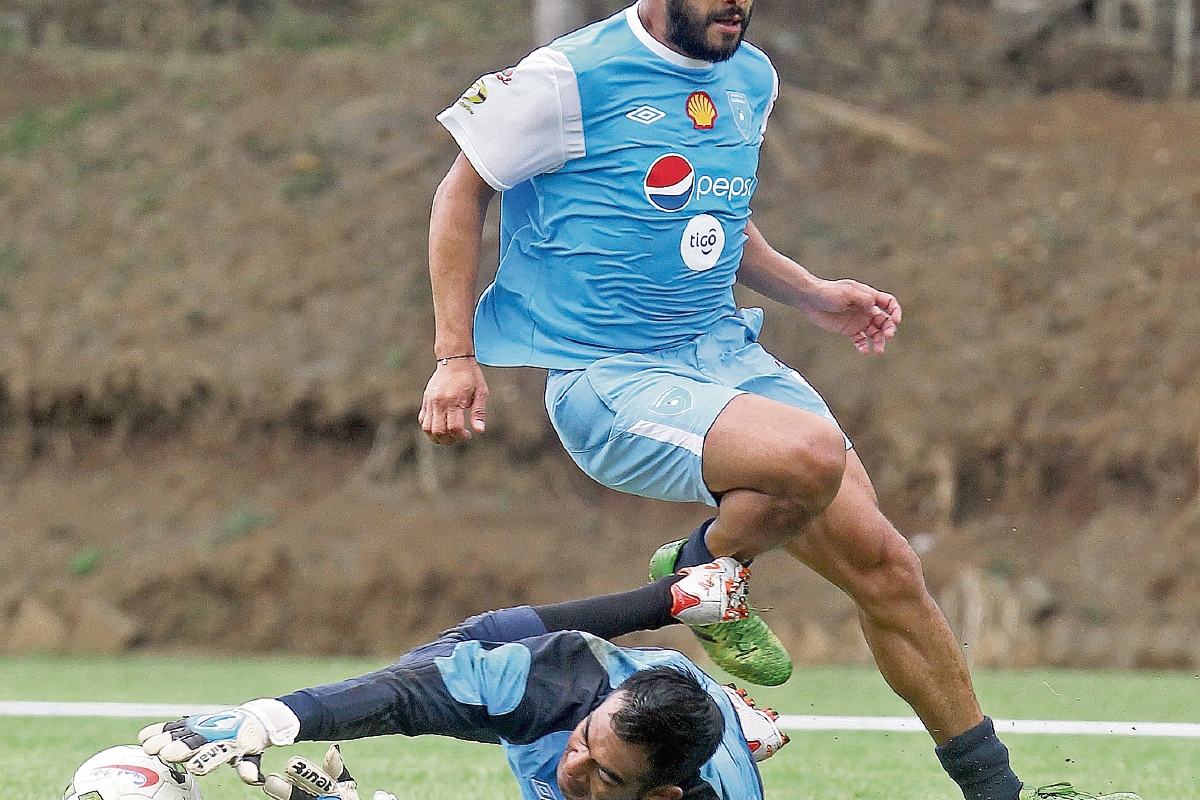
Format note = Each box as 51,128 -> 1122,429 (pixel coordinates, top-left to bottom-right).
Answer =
142,558 -> 784,800
140,557 -> 1142,800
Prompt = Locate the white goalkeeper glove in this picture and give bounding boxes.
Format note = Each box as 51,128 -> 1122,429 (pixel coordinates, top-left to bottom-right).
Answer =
139,698 -> 300,784
262,744 -> 396,800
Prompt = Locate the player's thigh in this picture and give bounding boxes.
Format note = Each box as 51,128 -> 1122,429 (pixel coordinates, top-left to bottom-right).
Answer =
700,392 -> 848,499
545,363 -> 740,505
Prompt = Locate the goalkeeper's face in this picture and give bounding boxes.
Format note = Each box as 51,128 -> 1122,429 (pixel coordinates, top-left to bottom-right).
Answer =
556,694 -> 681,800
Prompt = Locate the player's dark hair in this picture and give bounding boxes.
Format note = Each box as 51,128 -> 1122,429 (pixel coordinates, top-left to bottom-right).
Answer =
610,666 -> 725,789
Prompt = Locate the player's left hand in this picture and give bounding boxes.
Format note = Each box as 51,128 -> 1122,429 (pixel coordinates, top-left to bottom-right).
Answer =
262,745 -> 397,800
798,278 -> 901,355
139,699 -> 299,785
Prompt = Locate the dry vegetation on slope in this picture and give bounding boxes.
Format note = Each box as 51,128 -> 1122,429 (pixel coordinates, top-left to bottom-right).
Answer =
0,1 -> 1198,668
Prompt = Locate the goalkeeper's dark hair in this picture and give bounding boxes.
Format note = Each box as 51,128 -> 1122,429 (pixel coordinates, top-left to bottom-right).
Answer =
610,666 -> 725,789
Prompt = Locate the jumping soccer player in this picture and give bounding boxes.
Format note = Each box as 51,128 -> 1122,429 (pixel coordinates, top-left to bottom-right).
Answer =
141,560 -> 787,800
416,3 -> 1144,800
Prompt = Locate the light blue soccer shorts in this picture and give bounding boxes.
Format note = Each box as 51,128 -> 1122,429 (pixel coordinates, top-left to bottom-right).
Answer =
545,308 -> 851,506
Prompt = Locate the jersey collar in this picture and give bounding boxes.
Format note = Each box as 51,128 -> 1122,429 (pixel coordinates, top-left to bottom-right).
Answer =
626,2 -> 715,71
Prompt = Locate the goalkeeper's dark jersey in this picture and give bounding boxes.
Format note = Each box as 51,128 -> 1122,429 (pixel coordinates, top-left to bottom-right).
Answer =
279,607 -> 763,800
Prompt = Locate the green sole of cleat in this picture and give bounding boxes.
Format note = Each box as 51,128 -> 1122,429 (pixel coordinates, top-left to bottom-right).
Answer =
650,539 -> 793,686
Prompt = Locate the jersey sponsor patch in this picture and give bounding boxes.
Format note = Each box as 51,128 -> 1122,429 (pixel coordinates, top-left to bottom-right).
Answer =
455,78 -> 488,114
626,104 -> 666,125
686,91 -> 718,129
644,153 -> 695,212
680,214 -> 725,271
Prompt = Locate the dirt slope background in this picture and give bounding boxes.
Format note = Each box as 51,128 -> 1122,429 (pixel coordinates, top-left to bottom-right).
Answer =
1,0 -> 1199,670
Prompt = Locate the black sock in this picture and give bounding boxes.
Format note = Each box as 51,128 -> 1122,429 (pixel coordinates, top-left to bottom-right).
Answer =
674,518 -> 716,569
935,717 -> 1022,800
532,576 -> 682,640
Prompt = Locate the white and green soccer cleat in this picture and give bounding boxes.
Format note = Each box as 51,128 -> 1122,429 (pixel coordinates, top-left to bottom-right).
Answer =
651,539 -> 793,686
1019,782 -> 1143,800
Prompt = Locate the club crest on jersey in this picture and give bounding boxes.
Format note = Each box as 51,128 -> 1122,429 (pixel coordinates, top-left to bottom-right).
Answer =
644,154 -> 694,212
686,91 -> 718,129
727,91 -> 754,140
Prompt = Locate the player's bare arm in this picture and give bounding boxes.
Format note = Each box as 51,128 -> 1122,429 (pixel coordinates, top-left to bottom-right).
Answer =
736,219 -> 901,355
419,153 -> 496,444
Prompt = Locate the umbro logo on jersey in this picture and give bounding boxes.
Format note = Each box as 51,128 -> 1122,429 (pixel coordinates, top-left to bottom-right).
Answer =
644,154 -> 695,212
626,105 -> 666,125
531,779 -> 556,800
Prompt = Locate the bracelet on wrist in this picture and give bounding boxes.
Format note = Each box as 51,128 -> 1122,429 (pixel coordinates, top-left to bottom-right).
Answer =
436,353 -> 476,366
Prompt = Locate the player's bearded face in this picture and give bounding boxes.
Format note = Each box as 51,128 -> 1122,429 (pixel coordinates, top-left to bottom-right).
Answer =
665,0 -> 753,62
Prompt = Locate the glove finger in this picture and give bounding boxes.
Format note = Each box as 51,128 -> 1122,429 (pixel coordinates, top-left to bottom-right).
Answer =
323,744 -> 352,782
284,755 -> 339,797
138,721 -> 169,745
141,719 -> 193,753
157,732 -> 216,763
263,773 -> 314,800
185,740 -> 246,775
235,753 -> 267,786
372,793 -> 398,800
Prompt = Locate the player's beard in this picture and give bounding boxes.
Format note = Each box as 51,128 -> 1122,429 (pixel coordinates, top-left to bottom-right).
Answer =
665,0 -> 752,62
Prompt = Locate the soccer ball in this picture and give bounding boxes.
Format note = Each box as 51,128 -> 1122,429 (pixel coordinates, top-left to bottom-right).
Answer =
63,745 -> 203,800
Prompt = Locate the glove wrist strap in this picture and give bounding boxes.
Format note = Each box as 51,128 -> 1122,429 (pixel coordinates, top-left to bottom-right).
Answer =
242,698 -> 301,747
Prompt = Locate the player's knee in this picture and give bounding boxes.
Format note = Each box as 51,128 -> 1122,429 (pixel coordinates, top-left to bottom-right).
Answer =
777,420 -> 845,509
847,532 -> 929,612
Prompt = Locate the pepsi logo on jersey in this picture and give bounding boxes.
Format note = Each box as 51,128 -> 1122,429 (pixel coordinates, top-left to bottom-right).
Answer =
644,154 -> 756,213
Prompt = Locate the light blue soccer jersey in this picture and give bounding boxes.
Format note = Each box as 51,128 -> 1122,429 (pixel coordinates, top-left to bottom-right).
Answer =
437,4 -> 779,369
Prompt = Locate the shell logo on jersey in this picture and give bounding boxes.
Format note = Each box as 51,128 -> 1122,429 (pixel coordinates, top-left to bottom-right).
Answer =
644,154 -> 695,212
686,91 -> 718,129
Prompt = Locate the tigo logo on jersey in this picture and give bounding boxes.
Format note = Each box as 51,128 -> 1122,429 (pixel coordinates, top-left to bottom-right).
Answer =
644,154 -> 695,212
686,91 -> 718,129
681,214 -> 725,271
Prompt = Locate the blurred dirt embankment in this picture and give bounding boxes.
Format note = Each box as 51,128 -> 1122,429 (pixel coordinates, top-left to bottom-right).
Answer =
1,0 -> 1198,671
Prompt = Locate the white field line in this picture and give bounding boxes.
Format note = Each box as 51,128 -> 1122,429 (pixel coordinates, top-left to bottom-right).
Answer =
777,715 -> 1200,737
3,702 -> 1200,737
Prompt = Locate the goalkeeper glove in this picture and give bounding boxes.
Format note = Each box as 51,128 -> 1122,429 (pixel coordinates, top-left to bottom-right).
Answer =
139,698 -> 300,784
263,744 -> 397,800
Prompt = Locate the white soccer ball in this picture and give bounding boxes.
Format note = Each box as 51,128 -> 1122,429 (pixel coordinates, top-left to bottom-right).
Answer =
63,745 -> 203,800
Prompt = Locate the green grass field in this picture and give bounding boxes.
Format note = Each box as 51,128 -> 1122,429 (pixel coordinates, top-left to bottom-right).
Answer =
4,656 -> 1198,800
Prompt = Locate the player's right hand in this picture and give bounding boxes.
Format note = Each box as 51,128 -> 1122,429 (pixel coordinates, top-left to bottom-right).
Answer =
262,744 -> 397,800
139,698 -> 299,784
419,356 -> 488,444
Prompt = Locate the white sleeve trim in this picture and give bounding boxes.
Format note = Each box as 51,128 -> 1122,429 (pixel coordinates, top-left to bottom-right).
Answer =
761,66 -> 779,137
437,48 -> 585,191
